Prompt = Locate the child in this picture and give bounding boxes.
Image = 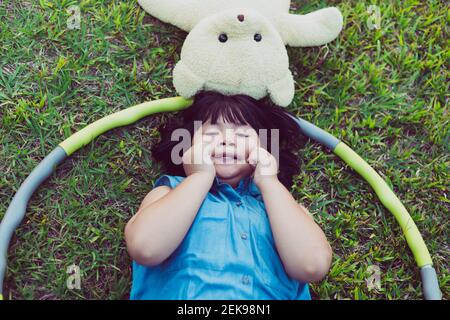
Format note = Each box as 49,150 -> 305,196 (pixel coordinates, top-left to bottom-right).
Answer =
125,91 -> 332,299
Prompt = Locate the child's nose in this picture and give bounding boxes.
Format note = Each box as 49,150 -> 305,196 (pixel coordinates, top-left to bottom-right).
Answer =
219,139 -> 235,147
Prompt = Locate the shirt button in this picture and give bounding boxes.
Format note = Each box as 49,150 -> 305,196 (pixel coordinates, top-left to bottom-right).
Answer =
241,233 -> 248,240
236,201 -> 243,207
242,275 -> 250,285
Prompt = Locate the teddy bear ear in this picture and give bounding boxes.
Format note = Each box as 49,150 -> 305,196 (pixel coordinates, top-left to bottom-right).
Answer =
173,61 -> 205,98
266,71 -> 295,107
138,0 -> 199,32
276,7 -> 343,47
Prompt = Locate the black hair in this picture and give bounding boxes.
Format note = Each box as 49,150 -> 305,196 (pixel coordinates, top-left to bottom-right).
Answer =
151,91 -> 308,189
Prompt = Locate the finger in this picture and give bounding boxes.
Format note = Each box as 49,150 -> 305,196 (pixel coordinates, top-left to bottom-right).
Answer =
259,149 -> 272,167
247,149 -> 258,166
204,142 -> 214,156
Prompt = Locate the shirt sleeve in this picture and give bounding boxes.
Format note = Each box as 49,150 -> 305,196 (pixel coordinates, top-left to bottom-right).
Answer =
152,174 -> 184,189
294,282 -> 311,300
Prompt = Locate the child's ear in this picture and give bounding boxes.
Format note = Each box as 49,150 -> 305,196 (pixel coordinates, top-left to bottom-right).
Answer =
266,70 -> 295,107
173,60 -> 205,98
275,7 -> 344,47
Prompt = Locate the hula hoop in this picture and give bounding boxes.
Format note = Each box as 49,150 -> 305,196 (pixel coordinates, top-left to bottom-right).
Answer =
0,97 -> 441,300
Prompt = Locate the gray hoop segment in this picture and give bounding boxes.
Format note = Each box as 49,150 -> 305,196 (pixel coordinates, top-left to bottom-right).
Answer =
0,147 -> 67,293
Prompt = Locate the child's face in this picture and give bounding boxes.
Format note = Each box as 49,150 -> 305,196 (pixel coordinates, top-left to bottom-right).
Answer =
192,116 -> 259,181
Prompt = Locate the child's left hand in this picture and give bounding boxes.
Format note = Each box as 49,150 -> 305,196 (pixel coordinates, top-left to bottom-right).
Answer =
247,144 -> 279,187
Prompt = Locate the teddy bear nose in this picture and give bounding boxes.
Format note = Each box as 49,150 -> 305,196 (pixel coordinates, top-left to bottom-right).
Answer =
237,14 -> 245,22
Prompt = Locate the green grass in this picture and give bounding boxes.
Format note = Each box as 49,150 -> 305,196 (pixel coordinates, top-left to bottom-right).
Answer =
0,0 -> 448,300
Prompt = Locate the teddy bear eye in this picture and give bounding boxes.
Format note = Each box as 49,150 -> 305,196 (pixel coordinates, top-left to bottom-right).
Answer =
218,33 -> 228,43
254,33 -> 262,42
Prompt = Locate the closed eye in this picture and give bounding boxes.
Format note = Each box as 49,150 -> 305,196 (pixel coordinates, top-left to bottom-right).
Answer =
236,133 -> 249,138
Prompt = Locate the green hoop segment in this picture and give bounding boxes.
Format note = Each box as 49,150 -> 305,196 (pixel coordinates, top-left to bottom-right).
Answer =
60,97 -> 193,155
334,143 -> 432,267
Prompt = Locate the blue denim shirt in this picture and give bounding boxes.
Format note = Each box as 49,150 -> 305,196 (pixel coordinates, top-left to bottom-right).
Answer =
130,174 -> 311,300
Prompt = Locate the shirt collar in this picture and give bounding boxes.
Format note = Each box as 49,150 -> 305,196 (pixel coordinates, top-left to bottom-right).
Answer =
211,175 -> 261,197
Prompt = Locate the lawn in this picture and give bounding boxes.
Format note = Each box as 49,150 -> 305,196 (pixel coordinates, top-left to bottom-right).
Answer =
0,0 -> 448,300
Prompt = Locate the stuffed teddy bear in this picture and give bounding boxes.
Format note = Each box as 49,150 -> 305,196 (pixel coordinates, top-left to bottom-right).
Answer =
138,0 -> 343,107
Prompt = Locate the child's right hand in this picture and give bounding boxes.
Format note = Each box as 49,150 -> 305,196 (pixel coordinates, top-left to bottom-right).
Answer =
182,138 -> 217,179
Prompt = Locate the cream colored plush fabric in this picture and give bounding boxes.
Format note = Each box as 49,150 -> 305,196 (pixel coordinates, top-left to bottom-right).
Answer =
138,0 -> 343,107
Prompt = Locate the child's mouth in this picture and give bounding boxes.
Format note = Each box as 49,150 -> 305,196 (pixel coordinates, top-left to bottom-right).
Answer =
213,154 -> 238,164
